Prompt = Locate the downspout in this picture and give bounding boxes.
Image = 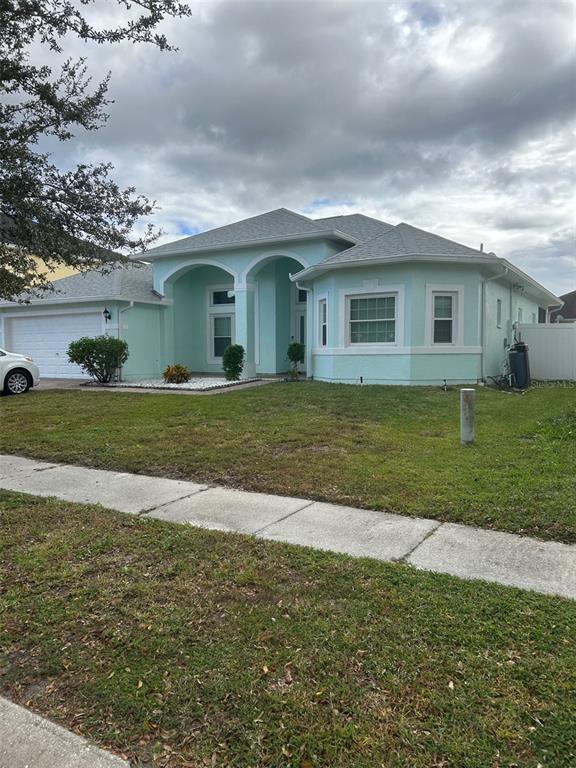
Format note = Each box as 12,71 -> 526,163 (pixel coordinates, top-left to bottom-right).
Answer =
481,267 -> 508,381
117,301 -> 134,382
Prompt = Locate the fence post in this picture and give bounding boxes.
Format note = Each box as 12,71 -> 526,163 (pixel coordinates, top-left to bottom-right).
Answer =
460,388 -> 475,445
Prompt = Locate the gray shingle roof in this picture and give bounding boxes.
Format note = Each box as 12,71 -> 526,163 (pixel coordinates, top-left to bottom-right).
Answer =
314,213 -> 393,242
141,208 -> 340,259
320,222 -> 485,265
0,263 -> 159,305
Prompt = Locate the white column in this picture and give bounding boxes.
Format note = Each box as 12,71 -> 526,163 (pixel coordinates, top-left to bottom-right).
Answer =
234,283 -> 256,379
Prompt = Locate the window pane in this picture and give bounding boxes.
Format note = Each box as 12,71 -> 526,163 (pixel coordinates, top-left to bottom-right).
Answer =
299,314 -> 305,344
320,301 -> 326,323
350,320 -> 395,343
214,316 -> 231,336
434,319 -> 453,343
497,299 -> 502,326
321,324 -> 327,346
298,289 -> 307,303
214,336 -> 231,357
350,296 -> 395,321
213,290 -> 235,305
434,295 -> 453,318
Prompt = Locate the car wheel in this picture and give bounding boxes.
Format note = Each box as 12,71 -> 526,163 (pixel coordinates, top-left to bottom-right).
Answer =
4,369 -> 32,395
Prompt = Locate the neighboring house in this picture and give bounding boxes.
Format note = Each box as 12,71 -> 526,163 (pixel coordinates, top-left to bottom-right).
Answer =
0,208 -> 562,384
550,290 -> 576,322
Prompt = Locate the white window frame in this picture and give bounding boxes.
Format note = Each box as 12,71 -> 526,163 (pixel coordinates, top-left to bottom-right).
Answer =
345,291 -> 399,347
208,313 -> 235,363
425,284 -> 464,347
207,283 -> 235,308
496,298 -> 502,329
318,297 -> 327,347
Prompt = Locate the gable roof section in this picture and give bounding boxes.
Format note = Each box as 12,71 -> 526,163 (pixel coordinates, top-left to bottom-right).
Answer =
320,222 -> 485,266
0,263 -> 160,306
314,213 -> 393,242
140,208 -> 353,259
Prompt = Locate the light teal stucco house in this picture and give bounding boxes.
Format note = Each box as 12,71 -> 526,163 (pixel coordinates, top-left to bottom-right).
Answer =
0,208 -> 562,384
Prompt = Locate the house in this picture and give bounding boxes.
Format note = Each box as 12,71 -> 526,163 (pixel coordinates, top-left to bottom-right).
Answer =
550,290 -> 576,322
0,208 -> 563,384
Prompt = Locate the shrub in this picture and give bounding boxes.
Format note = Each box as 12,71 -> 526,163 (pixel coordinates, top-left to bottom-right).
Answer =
163,364 -> 191,384
287,341 -> 305,379
222,344 -> 244,381
67,336 -> 129,383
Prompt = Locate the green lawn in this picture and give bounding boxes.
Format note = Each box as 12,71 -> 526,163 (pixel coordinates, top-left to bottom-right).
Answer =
1,491 -> 574,767
1,383 -> 575,541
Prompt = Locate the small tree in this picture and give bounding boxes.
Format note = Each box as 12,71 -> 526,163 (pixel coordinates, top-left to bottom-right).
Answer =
68,336 -> 128,383
287,342 -> 305,379
222,344 -> 244,381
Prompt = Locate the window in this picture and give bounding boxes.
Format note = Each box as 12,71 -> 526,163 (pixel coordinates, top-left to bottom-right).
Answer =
319,299 -> 327,347
532,312 -> 536,324
211,289 -> 235,305
517,307 -> 523,323
496,298 -> 502,328
212,315 -> 232,358
348,294 -> 396,344
297,288 -> 307,304
433,294 -> 455,344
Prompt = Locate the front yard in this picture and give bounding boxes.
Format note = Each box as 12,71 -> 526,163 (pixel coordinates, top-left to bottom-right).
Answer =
1,491 -> 575,767
1,382 -> 575,541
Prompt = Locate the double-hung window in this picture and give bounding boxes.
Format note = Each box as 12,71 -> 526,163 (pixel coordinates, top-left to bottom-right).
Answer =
319,299 -> 327,347
348,294 -> 396,344
433,293 -> 456,344
212,315 -> 233,359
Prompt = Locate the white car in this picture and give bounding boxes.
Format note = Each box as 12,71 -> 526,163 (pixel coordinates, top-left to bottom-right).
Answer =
0,348 -> 40,395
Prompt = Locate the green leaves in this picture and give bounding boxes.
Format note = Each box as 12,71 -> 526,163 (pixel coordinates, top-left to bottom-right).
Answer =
67,335 -> 129,383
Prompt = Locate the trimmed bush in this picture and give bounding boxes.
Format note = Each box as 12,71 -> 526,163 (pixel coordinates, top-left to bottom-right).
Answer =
163,364 -> 191,384
222,344 -> 244,381
287,341 -> 305,379
67,336 -> 129,383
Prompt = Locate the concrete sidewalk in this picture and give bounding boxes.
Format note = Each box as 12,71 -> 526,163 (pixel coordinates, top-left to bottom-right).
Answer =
1,454 -> 574,600
0,696 -> 128,768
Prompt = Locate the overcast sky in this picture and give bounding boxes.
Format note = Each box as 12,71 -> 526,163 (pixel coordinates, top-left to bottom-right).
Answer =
48,0 -> 575,295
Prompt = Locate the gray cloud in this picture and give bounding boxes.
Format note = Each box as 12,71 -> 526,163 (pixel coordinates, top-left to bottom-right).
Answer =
38,0 -> 576,294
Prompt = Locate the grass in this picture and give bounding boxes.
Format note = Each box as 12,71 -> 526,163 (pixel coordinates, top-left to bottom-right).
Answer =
0,382 -> 575,542
1,491 -> 575,767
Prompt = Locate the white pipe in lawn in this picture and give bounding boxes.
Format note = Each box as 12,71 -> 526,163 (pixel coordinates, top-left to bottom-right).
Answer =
460,388 -> 476,445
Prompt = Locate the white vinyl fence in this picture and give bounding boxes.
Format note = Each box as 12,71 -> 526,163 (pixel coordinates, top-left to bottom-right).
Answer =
517,323 -> 576,380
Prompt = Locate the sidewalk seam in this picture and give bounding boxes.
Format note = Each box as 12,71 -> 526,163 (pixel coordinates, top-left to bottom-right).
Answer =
252,500 -> 316,536
138,487 -> 210,516
396,521 -> 444,563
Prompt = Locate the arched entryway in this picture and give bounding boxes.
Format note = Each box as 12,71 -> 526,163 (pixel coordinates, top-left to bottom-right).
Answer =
243,254 -> 308,376
166,264 -> 238,374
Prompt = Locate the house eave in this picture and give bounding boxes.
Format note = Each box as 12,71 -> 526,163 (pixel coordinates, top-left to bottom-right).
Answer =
135,229 -> 359,262
291,253 -> 562,307
0,295 -> 168,309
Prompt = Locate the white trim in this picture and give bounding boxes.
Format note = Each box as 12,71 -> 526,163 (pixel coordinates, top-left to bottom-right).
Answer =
1,306 -> 108,320
425,284 -> 465,347
241,250 -> 310,287
0,296 -> 168,308
207,313 -> 235,364
207,283 -> 235,312
158,259 -> 239,295
317,294 -> 328,348
312,346 -> 482,356
338,284 -> 405,348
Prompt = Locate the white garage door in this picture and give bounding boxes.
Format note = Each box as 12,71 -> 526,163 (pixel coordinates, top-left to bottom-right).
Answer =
6,312 -> 103,378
